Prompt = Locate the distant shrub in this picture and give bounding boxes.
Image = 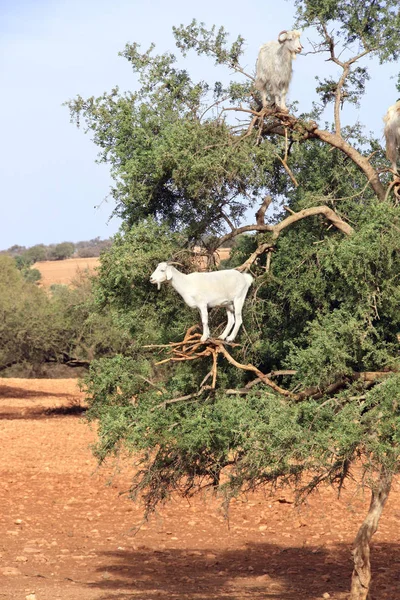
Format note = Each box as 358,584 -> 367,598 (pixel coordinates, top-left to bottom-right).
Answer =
49,242 -> 75,260
22,268 -> 42,283
77,247 -> 100,258
25,244 -> 48,263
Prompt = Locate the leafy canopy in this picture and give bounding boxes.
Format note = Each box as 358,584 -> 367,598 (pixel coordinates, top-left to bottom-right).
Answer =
67,0 -> 400,528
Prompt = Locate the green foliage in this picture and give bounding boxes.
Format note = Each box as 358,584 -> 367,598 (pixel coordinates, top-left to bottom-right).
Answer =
50,271 -> 130,363
173,20 -> 246,69
81,195 -> 400,514
294,0 -> 400,63
24,244 -> 48,263
22,267 -> 42,283
0,256 -> 128,373
93,219 -> 200,348
66,2 -> 400,523
66,29 -> 274,240
49,242 -> 75,260
0,256 -> 63,370
2,238 -> 113,261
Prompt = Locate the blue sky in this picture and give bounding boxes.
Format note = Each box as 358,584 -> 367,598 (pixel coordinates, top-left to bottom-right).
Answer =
0,0 -> 398,249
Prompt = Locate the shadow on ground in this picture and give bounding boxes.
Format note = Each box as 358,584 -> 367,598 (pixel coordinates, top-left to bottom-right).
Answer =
0,405 -> 86,420
0,383 -> 86,420
0,384 -> 78,399
86,542 -> 353,599
88,541 -> 400,600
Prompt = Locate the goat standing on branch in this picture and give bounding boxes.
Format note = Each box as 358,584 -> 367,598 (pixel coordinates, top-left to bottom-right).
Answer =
150,262 -> 253,343
255,30 -> 302,112
384,100 -> 400,175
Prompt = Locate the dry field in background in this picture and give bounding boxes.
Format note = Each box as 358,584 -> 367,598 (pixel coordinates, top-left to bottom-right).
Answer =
34,249 -> 231,287
33,258 -> 100,287
1,378 -> 400,599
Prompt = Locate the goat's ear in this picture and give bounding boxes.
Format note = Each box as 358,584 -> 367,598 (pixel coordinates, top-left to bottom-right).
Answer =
165,265 -> 173,281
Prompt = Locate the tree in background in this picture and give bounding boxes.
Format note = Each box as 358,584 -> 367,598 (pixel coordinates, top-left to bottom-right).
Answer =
1,238 -> 113,262
24,244 -> 48,263
13,253 -> 42,283
49,242 -> 75,261
0,255 -> 63,372
0,256 -> 128,375
67,1 -> 400,597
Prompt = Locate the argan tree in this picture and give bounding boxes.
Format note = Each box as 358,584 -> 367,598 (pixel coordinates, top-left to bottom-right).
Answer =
67,1 -> 400,598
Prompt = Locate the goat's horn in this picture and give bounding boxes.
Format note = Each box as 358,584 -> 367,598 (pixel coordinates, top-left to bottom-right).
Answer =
167,261 -> 184,266
278,30 -> 288,37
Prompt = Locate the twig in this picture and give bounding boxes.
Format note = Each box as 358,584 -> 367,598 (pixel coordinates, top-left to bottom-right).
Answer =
283,205 -> 296,215
275,153 -> 299,187
214,341 -> 296,398
236,242 -> 274,272
137,375 -> 167,394
156,385 -> 214,408
384,178 -> 400,203
274,128 -> 299,187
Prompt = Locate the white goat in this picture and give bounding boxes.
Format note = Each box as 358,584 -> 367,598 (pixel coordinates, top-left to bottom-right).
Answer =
383,100 -> 400,174
255,29 -> 302,111
150,262 -> 253,342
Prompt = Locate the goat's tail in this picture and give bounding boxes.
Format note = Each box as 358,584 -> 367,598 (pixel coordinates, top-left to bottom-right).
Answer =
244,273 -> 254,286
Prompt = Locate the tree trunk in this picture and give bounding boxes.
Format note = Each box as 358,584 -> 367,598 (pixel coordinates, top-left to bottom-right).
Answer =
349,469 -> 393,600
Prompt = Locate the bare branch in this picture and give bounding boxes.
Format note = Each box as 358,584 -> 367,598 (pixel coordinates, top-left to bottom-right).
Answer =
217,204 -> 353,251
256,195 -> 272,225
215,341 -> 296,398
236,242 -> 274,272
312,128 -> 386,201
220,210 -> 236,231
275,152 -> 299,187
272,205 -> 354,238
199,96 -> 230,122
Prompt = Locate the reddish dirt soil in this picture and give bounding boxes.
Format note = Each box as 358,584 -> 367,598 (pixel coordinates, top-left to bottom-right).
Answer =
1,378 -> 400,600
33,258 -> 100,287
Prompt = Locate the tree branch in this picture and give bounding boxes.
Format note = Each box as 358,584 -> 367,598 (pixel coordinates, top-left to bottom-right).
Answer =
229,105 -> 386,202
255,195 -> 272,225
236,242 -> 274,272
311,128 -> 386,201
272,204 -> 354,238
218,204 -> 353,248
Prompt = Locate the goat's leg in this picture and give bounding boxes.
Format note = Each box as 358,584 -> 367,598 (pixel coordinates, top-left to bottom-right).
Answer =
386,138 -> 398,174
219,307 -> 235,341
226,296 -> 246,342
277,88 -> 288,112
261,88 -> 268,108
198,305 -> 210,342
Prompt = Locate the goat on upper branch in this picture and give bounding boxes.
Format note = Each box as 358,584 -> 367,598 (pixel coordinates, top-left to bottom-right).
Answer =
150,262 -> 253,343
383,100 -> 400,174
255,29 -> 302,112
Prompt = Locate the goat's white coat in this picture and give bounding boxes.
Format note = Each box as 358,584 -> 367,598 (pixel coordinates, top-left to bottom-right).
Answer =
383,100 -> 400,174
255,30 -> 302,111
150,262 -> 253,342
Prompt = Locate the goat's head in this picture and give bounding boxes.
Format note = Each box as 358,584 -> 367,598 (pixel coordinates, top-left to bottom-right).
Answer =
150,262 -> 172,290
278,29 -> 303,57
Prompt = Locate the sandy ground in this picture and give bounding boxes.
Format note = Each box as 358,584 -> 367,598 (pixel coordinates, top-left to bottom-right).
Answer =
33,258 -> 100,287
1,378 -> 400,600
